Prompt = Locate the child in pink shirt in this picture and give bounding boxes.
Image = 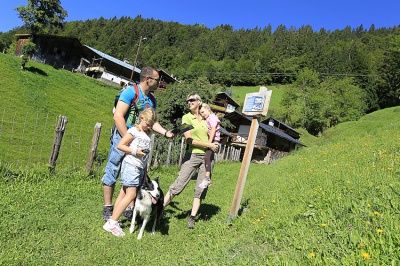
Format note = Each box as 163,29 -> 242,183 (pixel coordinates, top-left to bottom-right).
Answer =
199,103 -> 220,188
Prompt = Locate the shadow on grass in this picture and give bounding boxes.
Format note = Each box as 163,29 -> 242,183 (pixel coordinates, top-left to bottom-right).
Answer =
170,202 -> 221,221
24,66 -> 48,76
159,201 -> 221,234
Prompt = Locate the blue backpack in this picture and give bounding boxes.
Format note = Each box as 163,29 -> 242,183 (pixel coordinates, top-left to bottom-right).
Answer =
113,84 -> 156,114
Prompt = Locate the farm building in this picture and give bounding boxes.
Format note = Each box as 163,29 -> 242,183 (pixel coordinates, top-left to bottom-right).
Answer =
15,34 -> 178,88
211,92 -> 305,164
81,45 -> 179,88
15,34 -> 88,71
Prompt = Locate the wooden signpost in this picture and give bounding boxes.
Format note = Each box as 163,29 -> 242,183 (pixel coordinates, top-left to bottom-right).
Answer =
227,87 -> 272,224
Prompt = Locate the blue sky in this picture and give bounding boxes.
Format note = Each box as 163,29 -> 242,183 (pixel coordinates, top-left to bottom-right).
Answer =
1,0 -> 399,33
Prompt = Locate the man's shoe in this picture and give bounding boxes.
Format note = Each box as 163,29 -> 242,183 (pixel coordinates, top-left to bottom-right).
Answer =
122,206 -> 134,221
187,216 -> 195,229
102,205 -> 113,221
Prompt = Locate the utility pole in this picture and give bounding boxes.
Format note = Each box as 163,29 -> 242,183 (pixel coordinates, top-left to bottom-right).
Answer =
130,36 -> 146,82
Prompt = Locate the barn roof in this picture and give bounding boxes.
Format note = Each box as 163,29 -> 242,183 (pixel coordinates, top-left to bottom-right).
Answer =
83,45 -> 179,84
224,110 -> 305,146
84,45 -> 140,73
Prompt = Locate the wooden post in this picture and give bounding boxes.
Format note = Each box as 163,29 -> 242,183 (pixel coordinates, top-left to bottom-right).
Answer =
147,134 -> 155,172
227,87 -> 271,224
264,149 -> 272,165
222,144 -> 227,160
86,123 -> 102,173
178,136 -> 185,167
227,117 -> 259,223
153,151 -> 159,168
49,115 -> 68,171
166,141 -> 173,167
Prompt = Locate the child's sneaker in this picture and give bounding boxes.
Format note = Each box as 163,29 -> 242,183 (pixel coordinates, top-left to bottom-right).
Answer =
198,177 -> 211,188
103,220 -> 125,237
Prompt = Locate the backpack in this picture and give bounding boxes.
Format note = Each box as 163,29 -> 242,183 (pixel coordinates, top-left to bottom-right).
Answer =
113,84 -> 156,114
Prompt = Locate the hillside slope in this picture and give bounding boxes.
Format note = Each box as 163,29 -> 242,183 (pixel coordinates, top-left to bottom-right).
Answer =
0,53 -> 118,169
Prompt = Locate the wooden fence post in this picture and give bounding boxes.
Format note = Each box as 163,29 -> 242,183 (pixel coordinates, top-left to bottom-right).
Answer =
86,123 -> 102,173
222,144 -> 227,160
49,115 -> 68,171
166,141 -> 173,167
178,136 -> 185,167
147,134 -> 155,172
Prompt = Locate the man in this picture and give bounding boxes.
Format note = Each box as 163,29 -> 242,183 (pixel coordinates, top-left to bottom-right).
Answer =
102,66 -> 173,221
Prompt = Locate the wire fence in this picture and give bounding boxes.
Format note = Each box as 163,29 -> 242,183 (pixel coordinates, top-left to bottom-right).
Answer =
0,107 -> 241,173
0,107 -> 108,172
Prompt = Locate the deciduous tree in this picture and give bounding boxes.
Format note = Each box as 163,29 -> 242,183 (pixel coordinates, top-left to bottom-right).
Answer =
15,0 -> 67,34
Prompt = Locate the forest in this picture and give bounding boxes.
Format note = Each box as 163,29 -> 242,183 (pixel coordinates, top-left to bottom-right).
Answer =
1,15 -> 399,135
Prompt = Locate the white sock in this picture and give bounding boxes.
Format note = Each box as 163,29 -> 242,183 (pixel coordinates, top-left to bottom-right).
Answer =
109,219 -> 118,225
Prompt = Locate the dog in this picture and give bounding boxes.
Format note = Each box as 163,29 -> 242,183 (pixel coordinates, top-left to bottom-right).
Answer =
129,175 -> 164,240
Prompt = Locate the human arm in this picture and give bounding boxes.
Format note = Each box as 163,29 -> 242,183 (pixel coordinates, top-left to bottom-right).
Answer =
117,130 -> 147,157
152,122 -> 174,138
208,127 -> 216,143
184,130 -> 218,151
113,101 -> 130,137
207,114 -> 220,143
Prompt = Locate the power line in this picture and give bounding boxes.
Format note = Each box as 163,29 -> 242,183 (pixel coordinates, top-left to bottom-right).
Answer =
187,72 -> 379,78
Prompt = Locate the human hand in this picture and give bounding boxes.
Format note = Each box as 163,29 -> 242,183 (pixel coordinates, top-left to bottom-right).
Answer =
209,142 -> 218,152
137,148 -> 149,157
165,131 -> 175,138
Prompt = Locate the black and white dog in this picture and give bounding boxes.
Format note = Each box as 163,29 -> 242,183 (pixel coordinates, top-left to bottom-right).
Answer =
129,175 -> 164,240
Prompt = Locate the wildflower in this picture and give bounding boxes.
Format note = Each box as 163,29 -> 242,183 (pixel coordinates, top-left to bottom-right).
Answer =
264,208 -> 267,212
309,252 -> 315,258
367,204 -> 371,208
374,211 -> 380,216
376,229 -> 383,233
272,200 -> 276,203
361,252 -> 371,259
321,223 -> 327,227
346,180 -> 351,184
359,243 -> 364,247
257,219 -> 261,222
333,163 -> 338,166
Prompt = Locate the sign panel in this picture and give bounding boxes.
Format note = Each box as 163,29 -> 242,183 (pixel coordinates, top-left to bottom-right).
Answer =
242,87 -> 272,117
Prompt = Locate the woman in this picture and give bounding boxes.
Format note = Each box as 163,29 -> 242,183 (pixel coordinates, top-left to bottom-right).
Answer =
163,93 -> 219,229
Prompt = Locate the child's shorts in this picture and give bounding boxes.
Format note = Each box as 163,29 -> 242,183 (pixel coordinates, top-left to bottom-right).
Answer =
120,161 -> 143,187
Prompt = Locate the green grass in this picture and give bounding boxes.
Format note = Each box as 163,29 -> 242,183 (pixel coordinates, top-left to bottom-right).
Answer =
1,53 -> 399,264
0,53 -> 117,171
1,106 -> 399,265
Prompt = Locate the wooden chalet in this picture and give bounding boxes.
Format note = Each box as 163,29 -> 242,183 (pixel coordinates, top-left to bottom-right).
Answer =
15,34 -> 178,88
210,92 -> 240,113
15,34 -> 89,71
82,45 -> 179,88
209,92 -> 305,163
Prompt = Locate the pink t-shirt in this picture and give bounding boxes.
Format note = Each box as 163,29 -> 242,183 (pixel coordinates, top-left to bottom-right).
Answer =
206,114 -> 220,142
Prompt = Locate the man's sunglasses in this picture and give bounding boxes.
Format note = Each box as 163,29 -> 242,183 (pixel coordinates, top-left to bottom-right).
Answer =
148,76 -> 160,82
186,98 -> 197,103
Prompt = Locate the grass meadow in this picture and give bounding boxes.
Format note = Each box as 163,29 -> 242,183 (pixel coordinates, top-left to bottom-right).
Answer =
0,53 -> 117,172
0,53 -> 399,265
